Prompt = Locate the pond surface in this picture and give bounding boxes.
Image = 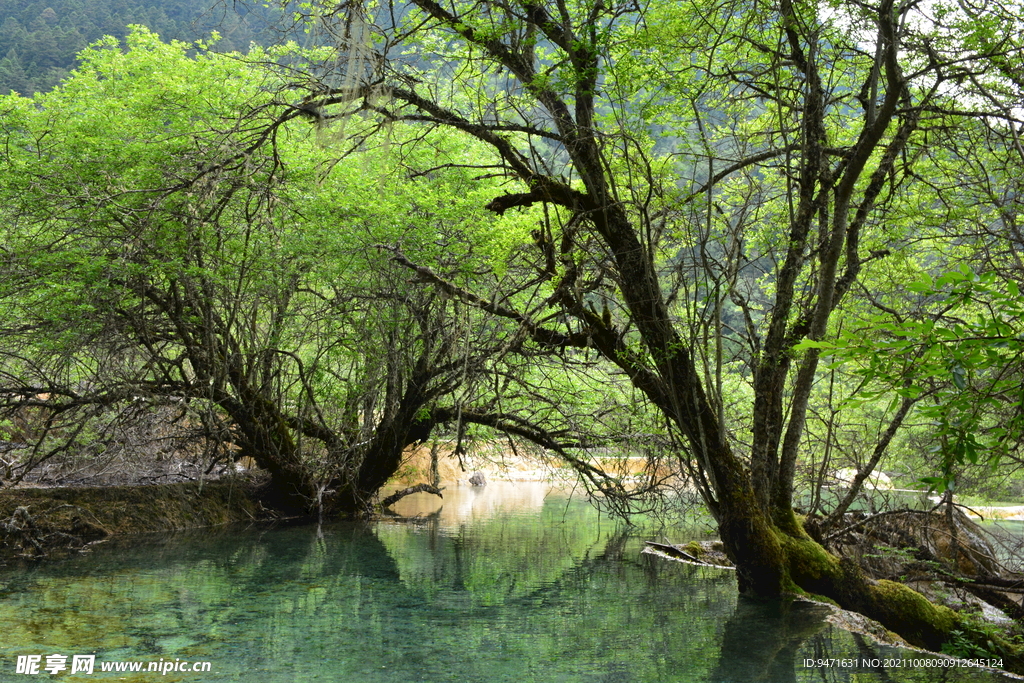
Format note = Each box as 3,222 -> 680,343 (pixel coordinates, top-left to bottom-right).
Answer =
0,483 -> 1016,682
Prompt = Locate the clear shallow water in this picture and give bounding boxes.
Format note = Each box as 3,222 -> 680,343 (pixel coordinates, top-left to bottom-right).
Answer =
0,483 -> 1014,682
982,520 -> 1024,572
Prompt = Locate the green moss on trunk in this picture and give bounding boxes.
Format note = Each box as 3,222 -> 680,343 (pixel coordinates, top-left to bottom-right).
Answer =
774,525 -> 959,652
869,580 -> 957,650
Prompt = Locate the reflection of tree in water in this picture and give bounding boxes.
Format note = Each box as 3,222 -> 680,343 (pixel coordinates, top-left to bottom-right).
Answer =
851,634 -> 898,683
376,495 -> 618,602
711,597 -> 829,683
12,518 -> 999,683
372,517 -> 739,680
711,598 -> 997,683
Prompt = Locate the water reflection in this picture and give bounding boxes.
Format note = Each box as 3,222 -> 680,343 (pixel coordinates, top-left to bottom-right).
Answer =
712,598 -> 830,683
383,480 -> 560,521
0,484 -> 1015,682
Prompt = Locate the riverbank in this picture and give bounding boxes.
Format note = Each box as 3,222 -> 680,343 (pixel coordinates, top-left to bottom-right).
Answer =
0,440 -> 567,562
0,480 -> 267,562
389,440 -> 669,487
964,505 -> 1024,521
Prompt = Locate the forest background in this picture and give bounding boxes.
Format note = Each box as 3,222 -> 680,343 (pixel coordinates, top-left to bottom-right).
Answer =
0,0 -> 283,94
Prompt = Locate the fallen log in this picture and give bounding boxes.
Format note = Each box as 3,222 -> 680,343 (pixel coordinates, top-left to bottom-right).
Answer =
645,540 -> 700,562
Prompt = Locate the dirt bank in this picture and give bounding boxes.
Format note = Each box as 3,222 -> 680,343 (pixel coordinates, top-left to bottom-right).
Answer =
0,440 -> 637,562
0,440 -> 561,563
0,479 -> 268,562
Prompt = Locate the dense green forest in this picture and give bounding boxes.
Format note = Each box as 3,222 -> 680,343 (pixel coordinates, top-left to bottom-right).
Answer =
2,0 -> 1024,665
0,0 -> 284,94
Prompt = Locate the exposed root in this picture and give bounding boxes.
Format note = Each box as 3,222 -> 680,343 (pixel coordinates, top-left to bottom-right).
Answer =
1,481 -> 267,562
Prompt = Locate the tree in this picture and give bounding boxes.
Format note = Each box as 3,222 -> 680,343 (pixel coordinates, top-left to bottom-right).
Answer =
273,0 -> 1024,650
0,28 -> 526,514
801,100 -> 1024,511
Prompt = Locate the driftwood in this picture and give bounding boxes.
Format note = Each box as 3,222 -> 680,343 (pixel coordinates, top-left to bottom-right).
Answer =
821,508 -> 1001,577
644,541 -> 735,569
379,484 -> 443,510
645,541 -> 700,562
812,507 -> 1024,622
959,574 -> 1024,590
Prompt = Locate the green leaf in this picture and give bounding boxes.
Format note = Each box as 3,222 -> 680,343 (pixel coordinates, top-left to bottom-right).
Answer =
950,363 -> 967,390
792,339 -> 833,351
907,274 -> 934,293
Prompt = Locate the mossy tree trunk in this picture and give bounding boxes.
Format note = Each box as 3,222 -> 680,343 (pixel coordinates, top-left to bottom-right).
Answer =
670,376 -> 960,648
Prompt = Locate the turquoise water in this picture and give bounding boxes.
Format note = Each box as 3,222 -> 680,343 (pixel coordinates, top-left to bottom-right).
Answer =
0,483 -> 1014,682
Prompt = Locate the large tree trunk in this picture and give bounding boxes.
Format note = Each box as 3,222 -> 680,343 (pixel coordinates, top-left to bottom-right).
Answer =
327,370 -> 440,515
577,126 -> 962,656
219,389 -> 313,514
711,461 -> 960,650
